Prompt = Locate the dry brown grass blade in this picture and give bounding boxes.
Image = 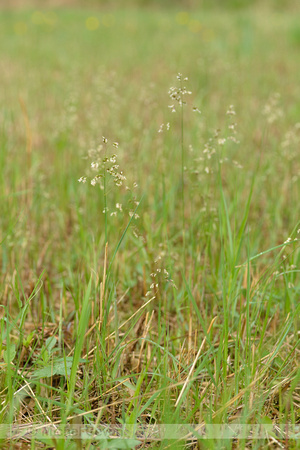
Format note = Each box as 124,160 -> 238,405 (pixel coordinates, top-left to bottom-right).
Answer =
105,295 -> 156,342
83,288 -> 130,351
135,309 -> 155,371
83,295 -> 156,359
175,316 -> 217,407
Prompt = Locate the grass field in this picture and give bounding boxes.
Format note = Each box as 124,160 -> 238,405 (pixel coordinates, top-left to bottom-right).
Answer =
0,2 -> 299,449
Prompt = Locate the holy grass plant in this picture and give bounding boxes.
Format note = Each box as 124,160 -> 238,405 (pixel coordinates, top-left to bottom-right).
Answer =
0,4 -> 300,449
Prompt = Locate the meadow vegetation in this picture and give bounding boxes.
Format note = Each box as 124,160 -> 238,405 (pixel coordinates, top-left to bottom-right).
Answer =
0,1 -> 299,448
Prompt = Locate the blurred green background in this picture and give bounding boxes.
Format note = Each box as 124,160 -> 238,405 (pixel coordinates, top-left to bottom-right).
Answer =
3,0 -> 299,9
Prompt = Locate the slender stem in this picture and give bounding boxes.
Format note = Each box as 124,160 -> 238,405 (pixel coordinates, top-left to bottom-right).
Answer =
180,81 -> 186,274
103,147 -> 108,245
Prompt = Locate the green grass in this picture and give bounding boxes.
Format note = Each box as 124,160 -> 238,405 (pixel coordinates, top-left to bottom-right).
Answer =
0,3 -> 299,449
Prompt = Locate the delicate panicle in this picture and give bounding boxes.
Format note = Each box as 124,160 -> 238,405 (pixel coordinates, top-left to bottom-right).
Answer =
79,137 -> 128,191
168,73 -> 192,112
